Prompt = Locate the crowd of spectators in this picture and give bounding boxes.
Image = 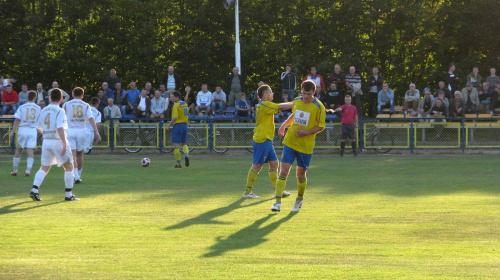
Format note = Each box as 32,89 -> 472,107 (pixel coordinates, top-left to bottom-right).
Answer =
1,64 -> 499,124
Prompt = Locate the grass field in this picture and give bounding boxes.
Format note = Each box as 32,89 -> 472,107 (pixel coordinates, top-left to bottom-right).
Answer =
1,153 -> 499,279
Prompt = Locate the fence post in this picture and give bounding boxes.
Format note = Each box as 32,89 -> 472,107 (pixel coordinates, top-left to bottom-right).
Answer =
159,119 -> 163,152
209,120 -> 213,153
410,119 -> 414,153
461,118 -> 465,153
110,120 -> 114,152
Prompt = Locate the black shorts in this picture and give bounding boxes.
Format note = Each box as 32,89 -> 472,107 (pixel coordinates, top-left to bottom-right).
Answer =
341,124 -> 356,140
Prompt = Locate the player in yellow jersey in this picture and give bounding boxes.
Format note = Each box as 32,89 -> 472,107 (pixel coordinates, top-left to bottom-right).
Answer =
242,84 -> 293,198
271,80 -> 326,212
165,90 -> 190,168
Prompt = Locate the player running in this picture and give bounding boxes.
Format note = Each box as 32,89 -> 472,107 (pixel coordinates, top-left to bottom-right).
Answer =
29,89 -> 78,201
242,84 -> 293,199
10,90 -> 40,176
165,90 -> 190,168
84,97 -> 101,154
272,80 -> 326,212
62,87 -> 101,183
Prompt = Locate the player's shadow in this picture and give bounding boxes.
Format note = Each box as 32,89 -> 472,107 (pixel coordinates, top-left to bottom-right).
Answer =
203,212 -> 296,258
0,201 -> 63,215
164,197 -> 272,231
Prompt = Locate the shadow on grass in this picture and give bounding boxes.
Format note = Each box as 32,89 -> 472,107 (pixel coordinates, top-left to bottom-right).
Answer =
164,197 -> 273,231
0,201 -> 63,215
203,212 -> 297,258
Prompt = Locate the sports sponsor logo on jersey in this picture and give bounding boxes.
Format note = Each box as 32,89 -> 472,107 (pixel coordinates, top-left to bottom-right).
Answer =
294,110 -> 310,126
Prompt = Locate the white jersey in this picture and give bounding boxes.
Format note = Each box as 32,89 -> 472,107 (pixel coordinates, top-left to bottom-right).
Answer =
86,107 -> 101,133
38,104 -> 68,140
14,102 -> 41,128
63,99 -> 94,129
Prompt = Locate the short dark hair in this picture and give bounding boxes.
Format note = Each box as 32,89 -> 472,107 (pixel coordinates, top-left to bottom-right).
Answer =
28,90 -> 37,101
90,97 -> 99,106
73,87 -> 84,97
171,90 -> 181,98
301,80 -> 316,92
51,88 -> 62,101
257,84 -> 271,99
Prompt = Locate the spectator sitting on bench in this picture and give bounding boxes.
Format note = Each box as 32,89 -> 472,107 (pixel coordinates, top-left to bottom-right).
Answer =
478,82 -> 494,114
461,82 -> 479,114
449,91 -> 465,117
195,84 -> 212,116
377,82 -> 394,114
403,83 -> 420,116
133,89 -> 151,120
492,81 -> 500,114
433,90 -> 449,110
210,85 -> 226,114
236,92 -> 250,117
430,98 -> 448,123
418,89 -> 433,122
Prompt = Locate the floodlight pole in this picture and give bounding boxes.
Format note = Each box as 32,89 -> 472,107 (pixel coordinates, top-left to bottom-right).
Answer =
234,0 -> 241,74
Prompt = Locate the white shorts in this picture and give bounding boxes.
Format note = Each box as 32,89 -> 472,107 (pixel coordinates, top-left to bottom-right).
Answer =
66,128 -> 86,152
40,139 -> 74,167
85,130 -> 94,151
17,127 -> 37,149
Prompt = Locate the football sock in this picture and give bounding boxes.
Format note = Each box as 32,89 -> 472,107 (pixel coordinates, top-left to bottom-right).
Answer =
174,149 -> 181,164
182,145 -> 189,156
13,157 -> 20,172
297,178 -> 307,200
33,170 -> 47,189
73,169 -> 80,180
78,169 -> 82,178
31,185 -> 39,193
351,141 -> 357,153
268,169 -> 278,189
340,141 -> 346,153
275,176 -> 287,203
26,157 -> 34,173
244,168 -> 259,194
64,172 -> 74,196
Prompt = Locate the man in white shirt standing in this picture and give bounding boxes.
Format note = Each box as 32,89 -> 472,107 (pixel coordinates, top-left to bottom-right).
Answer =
10,90 -> 40,176
29,89 -> 78,201
63,87 -> 101,184
84,97 -> 101,154
195,84 -> 212,115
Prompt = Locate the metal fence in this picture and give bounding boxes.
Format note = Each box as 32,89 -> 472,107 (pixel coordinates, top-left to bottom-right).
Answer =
2,117 -> 500,153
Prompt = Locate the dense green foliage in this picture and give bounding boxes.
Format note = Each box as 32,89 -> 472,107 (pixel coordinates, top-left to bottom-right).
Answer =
1,154 -> 499,279
1,0 -> 499,100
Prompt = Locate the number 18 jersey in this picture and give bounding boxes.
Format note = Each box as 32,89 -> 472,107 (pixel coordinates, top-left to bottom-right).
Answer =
63,99 -> 94,129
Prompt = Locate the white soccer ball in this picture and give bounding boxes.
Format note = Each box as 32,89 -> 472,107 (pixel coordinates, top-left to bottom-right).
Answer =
141,158 -> 150,167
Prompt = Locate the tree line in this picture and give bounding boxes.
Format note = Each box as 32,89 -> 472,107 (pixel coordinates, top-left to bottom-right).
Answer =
1,0 -> 499,107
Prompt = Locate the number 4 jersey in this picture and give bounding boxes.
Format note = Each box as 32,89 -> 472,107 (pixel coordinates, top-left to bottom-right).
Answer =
38,104 -> 68,140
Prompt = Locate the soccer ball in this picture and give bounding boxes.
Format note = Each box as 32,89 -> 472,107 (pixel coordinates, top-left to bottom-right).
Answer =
141,158 -> 150,167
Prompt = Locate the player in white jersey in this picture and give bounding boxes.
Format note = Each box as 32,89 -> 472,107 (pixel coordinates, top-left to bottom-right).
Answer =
10,91 -> 40,176
62,87 -> 101,183
84,97 -> 101,154
30,88 -> 78,201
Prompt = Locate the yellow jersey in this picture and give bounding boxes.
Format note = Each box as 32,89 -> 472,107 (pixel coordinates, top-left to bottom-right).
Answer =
253,100 -> 280,143
282,97 -> 326,154
172,101 -> 189,124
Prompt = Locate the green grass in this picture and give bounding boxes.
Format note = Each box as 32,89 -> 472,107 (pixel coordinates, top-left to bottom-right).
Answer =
1,153 -> 499,279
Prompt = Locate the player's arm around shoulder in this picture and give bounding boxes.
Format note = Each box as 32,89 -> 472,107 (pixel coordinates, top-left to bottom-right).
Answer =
278,101 -> 293,111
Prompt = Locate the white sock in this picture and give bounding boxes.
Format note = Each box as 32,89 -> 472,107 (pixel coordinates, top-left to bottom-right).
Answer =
78,168 -> 82,178
73,168 -> 80,180
26,158 -> 34,173
64,172 -> 74,196
13,157 -> 20,172
32,170 -> 47,192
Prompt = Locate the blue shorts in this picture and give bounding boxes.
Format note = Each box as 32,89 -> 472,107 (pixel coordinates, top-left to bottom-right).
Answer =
281,145 -> 312,170
252,140 -> 278,165
172,123 -> 188,144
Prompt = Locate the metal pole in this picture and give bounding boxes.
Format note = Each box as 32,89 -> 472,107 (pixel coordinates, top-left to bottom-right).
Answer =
235,0 -> 241,73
